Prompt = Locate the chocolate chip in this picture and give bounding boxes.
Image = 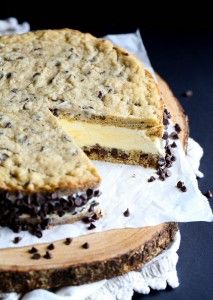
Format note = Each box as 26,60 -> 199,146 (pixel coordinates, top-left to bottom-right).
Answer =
31,253 -> 41,260
32,72 -> 41,78
123,208 -> 130,217
47,243 -> 55,251
170,132 -> 179,140
28,247 -> 38,254
176,181 -> 187,192
162,132 -> 169,140
170,142 -> 177,148
111,148 -> 118,158
86,189 -> 93,198
43,251 -> 52,259
174,123 -> 182,133
177,181 -> 183,189
164,108 -> 171,119
181,186 -> 187,192
55,62 -> 61,67
35,230 -> 42,238
6,72 -> 12,79
98,91 -> 103,99
204,190 -> 213,199
182,90 -> 193,98
94,190 -> 101,197
82,216 -> 93,224
49,108 -> 59,117
148,176 -> 155,182
171,155 -> 176,162
82,242 -> 89,249
87,223 -> 96,230
64,237 -> 72,245
13,237 -> 22,244
4,122 -> 12,128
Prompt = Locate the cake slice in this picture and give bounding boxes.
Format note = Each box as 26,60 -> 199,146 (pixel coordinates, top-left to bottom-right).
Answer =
0,107 -> 100,235
0,29 -> 164,168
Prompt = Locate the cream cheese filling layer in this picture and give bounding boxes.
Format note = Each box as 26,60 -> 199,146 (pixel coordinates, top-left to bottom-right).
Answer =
59,119 -> 165,156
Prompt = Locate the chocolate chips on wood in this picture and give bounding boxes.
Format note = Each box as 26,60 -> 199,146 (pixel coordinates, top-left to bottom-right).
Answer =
64,238 -> 72,245
82,242 -> 90,249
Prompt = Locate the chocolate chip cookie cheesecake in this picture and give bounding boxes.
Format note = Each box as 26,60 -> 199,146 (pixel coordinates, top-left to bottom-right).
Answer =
0,29 -> 164,235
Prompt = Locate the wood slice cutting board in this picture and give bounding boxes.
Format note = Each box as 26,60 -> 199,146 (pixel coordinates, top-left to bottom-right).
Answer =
0,76 -> 188,293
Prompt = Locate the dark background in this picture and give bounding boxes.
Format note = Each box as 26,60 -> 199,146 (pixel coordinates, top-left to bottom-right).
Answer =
1,2 -> 213,299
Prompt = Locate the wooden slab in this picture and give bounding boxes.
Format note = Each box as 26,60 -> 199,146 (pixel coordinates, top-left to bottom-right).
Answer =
0,76 -> 187,293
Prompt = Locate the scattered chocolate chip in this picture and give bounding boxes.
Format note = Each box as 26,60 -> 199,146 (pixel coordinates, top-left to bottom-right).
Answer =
174,123 -> 182,133
13,236 -> 22,244
170,142 -> 177,148
162,132 -> 169,140
123,208 -> 130,217
28,247 -> 38,254
182,90 -> 193,98
148,176 -> 156,182
181,186 -> 187,192
176,181 -> 187,192
204,190 -> 213,199
64,238 -> 72,245
94,190 -> 101,197
170,132 -> 179,140
43,251 -> 52,259
82,242 -> 89,249
55,62 -> 61,67
47,243 -> 55,251
87,223 -> 96,230
31,253 -> 41,260
177,181 -> 184,189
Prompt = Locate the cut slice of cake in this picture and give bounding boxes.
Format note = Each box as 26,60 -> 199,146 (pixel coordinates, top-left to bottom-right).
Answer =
0,29 -> 165,168
0,107 -> 101,235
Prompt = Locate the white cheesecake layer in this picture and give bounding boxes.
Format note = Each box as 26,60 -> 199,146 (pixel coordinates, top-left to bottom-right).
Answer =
59,119 -> 165,156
